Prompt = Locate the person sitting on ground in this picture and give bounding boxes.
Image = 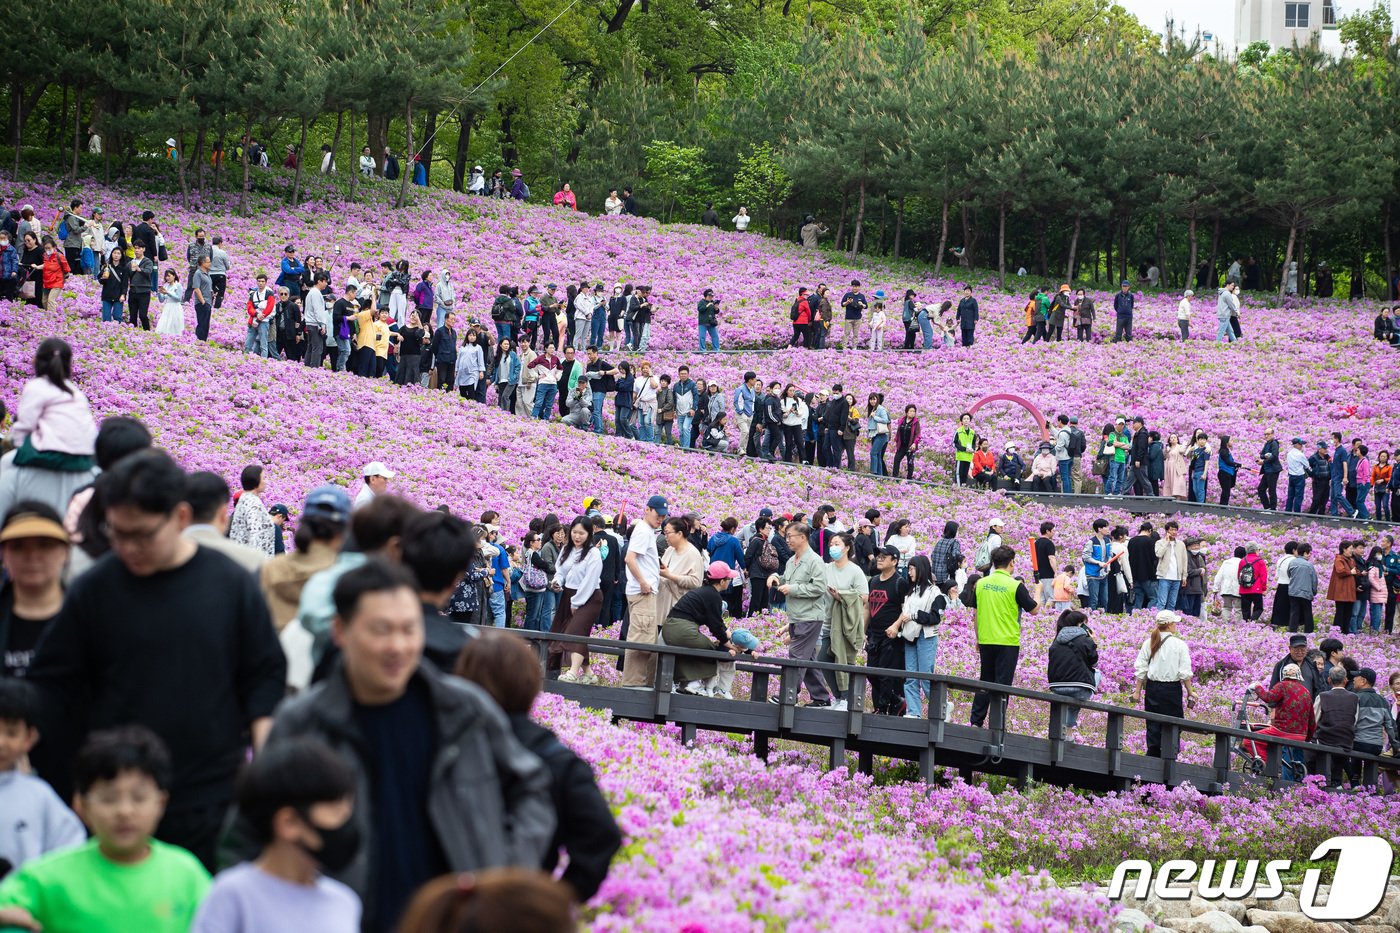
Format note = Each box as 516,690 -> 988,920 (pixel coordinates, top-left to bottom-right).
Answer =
455,631 -> 622,902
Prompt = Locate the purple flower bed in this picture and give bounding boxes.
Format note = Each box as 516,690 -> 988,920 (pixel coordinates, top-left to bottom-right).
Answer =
8,177 -> 1398,927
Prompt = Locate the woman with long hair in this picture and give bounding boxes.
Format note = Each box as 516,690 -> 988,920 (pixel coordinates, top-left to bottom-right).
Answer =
743,517 -> 775,616
866,392 -> 890,476
888,555 -> 953,719
1047,609 -> 1099,734
780,383 -> 803,463
891,405 -> 921,480
548,517 -> 603,683
492,336 -> 521,412
1162,432 -> 1188,499
1216,434 -> 1241,506
455,329 -> 485,401
1133,611 -> 1195,758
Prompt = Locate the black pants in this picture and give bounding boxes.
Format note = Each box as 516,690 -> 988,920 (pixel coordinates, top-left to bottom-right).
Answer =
1240,592 -> 1264,621
1113,315 -> 1132,341
1218,472 -> 1235,505
1144,679 -> 1184,758
1022,325 -> 1037,344
157,800 -> 229,874
1385,595 -> 1397,634
211,273 -> 227,308
1309,478 -> 1329,514
1288,595 -> 1314,633
765,426 -> 782,460
969,644 -> 1019,728
397,354 -> 422,386
867,634 -> 906,715
194,301 -> 211,340
436,362 -> 454,390
65,246 -> 84,274
903,326 -> 917,349
723,580 -> 744,619
842,438 -> 856,470
957,460 -> 971,486
1178,320 -> 1189,340
128,291 -> 152,329
782,424 -> 802,462
1258,472 -> 1279,510
749,577 -> 769,616
961,326 -> 975,347
792,323 -> 808,347
1132,466 -> 1152,497
1076,324 -> 1091,340
892,446 -> 916,479
1334,601 -> 1354,635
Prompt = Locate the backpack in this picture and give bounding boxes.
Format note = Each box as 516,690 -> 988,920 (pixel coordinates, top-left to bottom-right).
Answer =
1356,567 -> 1372,600
490,294 -> 514,322
58,218 -> 69,241
1068,428 -> 1087,458
520,182 -> 530,199
974,538 -> 993,572
757,536 -> 779,572
1237,556 -> 1258,589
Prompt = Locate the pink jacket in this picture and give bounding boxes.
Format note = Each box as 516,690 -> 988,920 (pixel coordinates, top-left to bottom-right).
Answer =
1356,456 -> 1371,485
1368,565 -> 1387,604
11,377 -> 97,455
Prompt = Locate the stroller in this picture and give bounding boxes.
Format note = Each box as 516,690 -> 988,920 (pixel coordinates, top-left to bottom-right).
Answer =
1232,691 -> 1308,782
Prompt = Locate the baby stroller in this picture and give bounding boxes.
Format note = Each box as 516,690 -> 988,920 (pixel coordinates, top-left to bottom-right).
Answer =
1232,692 -> 1307,782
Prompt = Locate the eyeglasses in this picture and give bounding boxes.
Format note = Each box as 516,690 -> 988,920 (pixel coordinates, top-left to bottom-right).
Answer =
101,513 -> 174,547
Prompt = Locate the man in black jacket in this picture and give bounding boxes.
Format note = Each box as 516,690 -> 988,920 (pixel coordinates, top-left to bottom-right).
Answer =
428,312 -> 458,390
584,347 -> 615,435
1257,427 -> 1282,510
132,210 -> 160,263
1269,634 -> 1323,697
822,384 -> 848,467
1308,442 -> 1331,515
760,382 -> 784,462
1126,523 -> 1158,610
1129,416 -> 1151,496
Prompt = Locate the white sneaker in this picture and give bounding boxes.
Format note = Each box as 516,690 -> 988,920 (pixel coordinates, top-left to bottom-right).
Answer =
681,680 -> 707,695
716,691 -> 734,700
580,672 -> 599,685
559,671 -> 578,683
830,699 -> 848,712
903,712 -> 922,719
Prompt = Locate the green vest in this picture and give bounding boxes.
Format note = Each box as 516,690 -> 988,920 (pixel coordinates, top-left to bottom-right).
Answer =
955,426 -> 977,463
974,569 -> 1024,647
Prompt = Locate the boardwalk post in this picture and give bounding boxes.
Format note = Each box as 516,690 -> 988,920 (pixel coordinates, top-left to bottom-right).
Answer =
1161,721 -> 1180,786
1048,701 -> 1066,765
928,681 -> 947,743
858,750 -> 874,775
654,653 -> 675,720
777,667 -> 797,731
918,746 -> 936,784
1212,733 -> 1232,788
1106,712 -> 1124,779
754,734 -> 770,761
845,673 -> 866,736
828,739 -> 846,772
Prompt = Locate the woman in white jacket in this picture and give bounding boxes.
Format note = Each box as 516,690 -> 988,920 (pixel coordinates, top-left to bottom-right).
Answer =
454,330 -> 485,400
550,517 -> 604,683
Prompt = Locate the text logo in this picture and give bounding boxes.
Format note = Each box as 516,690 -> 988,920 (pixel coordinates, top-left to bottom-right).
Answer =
1108,836 -> 1393,921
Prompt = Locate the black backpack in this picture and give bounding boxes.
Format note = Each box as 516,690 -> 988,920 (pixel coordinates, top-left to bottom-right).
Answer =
1068,427 -> 1087,458
490,294 -> 514,322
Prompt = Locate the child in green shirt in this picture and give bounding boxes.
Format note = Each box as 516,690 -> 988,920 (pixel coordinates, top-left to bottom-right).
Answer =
0,725 -> 209,932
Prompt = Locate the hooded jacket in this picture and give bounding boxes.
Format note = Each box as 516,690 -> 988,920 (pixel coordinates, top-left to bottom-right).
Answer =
259,544 -> 339,631
1047,625 -> 1098,692
258,661 -> 554,923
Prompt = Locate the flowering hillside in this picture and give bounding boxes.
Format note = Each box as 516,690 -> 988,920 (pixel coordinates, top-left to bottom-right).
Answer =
7,176 -> 1400,930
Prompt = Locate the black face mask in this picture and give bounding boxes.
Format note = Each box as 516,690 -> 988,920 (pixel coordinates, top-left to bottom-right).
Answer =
295,809 -> 361,873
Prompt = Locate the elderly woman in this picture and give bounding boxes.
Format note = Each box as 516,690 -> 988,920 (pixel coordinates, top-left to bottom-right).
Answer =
656,516 -> 705,624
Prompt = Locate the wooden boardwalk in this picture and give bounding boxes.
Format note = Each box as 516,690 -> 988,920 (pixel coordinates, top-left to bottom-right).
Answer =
525,631 -> 1389,794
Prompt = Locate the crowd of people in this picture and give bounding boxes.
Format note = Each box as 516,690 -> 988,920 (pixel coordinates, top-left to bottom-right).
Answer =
0,329 -> 1397,933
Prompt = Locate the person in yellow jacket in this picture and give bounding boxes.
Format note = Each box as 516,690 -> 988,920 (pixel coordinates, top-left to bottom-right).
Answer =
963,544 -> 1039,728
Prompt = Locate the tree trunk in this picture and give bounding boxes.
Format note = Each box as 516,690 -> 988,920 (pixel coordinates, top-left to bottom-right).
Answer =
368,113 -> 388,175
1298,226 -> 1310,298
834,188 -> 849,252
1207,216 -> 1221,289
1035,219 -> 1048,277
1105,215 -> 1114,285
329,111 -> 344,173
1278,222 -> 1298,300
1186,213 -> 1198,293
239,117 -> 254,215
190,125 -> 207,195
70,86 -> 83,185
933,197 -> 949,275
1154,214 -> 1166,289
175,133 -> 189,210
290,117 -> 308,205
395,100 -> 414,209
849,179 -> 867,258
419,110 -> 437,185
348,114 -> 360,204
997,203 -> 1007,285
892,197 -> 904,260
1384,201 -> 1394,299
1065,214 -> 1082,282
1118,214 -> 1129,283
11,85 -> 22,178
452,114 -> 472,191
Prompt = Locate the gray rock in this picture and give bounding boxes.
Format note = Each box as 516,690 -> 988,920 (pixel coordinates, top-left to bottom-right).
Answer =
1112,908 -> 1153,933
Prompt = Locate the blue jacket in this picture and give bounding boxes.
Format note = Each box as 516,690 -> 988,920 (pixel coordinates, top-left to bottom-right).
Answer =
277,258 -> 305,290
733,384 -> 755,417
956,296 -> 979,325
0,244 -> 17,280
1217,449 -> 1239,477
1113,291 -> 1134,316
707,532 -> 744,570
492,351 -> 522,386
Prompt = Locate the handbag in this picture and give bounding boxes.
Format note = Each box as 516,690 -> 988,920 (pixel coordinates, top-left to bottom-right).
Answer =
19,280 -> 35,299
1092,457 -> 1108,477
1115,572 -> 1127,595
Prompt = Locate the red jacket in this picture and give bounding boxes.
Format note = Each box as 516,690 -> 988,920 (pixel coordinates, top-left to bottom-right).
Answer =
41,251 -> 70,288
1238,552 -> 1268,595
894,415 -> 921,451
246,288 -> 276,326
971,449 -> 995,477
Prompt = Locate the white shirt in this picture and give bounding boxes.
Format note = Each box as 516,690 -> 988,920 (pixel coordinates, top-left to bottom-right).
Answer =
625,521 -> 660,596
1286,447 -> 1309,476
1134,633 -> 1193,682
558,546 -> 603,607
887,534 -> 917,571
353,484 -> 375,510
732,213 -> 750,231
1275,555 -> 1294,587
1213,557 -> 1242,597
1177,297 -> 1191,321
1160,545 -> 1179,581
604,196 -> 623,215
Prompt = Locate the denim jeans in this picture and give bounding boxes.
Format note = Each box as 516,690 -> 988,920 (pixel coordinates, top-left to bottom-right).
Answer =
590,313 -> 606,348
1153,579 -> 1181,611
1329,477 -> 1354,516
677,413 -> 695,448
1106,461 -> 1126,494
334,337 -> 352,370
1356,483 -> 1372,519
1216,318 -> 1236,341
698,324 -> 720,352
489,590 -> 506,628
101,299 -> 124,322
532,384 -> 557,419
870,434 -> 888,475
1368,601 -> 1384,632
243,321 -> 270,355
1285,474 -> 1306,513
591,391 -> 606,433
1131,580 -> 1156,610
1085,575 -> 1108,610
1190,472 -> 1206,503
1058,460 -> 1072,493
636,323 -> 651,351
1051,686 -> 1093,728
636,408 -> 655,442
903,633 -> 939,717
